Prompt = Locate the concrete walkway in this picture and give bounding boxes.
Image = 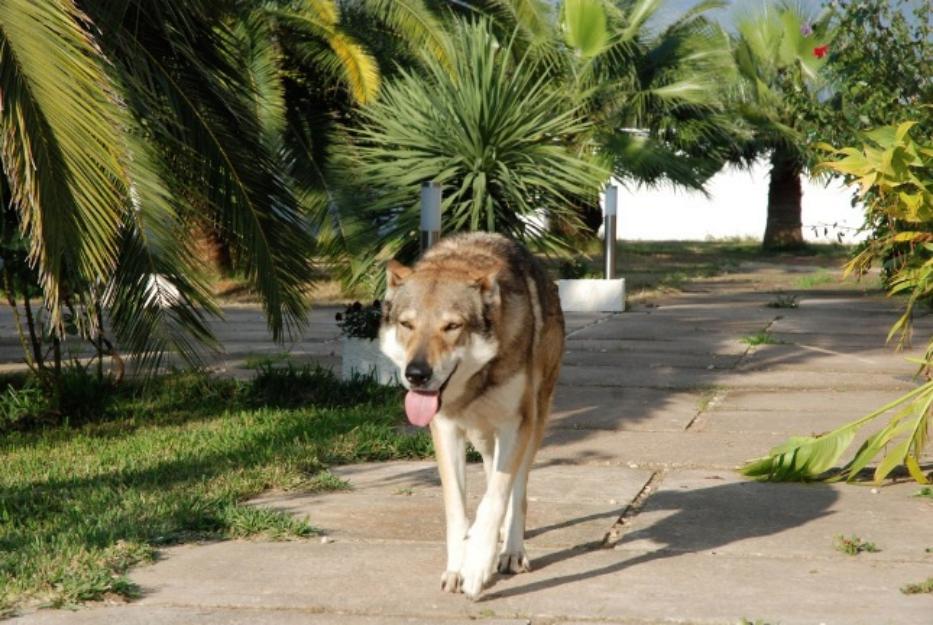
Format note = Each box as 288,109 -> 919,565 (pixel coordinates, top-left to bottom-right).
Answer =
10,263 -> 933,625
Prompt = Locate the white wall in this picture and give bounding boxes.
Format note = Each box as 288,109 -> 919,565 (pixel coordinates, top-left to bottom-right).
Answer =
603,160 -> 866,243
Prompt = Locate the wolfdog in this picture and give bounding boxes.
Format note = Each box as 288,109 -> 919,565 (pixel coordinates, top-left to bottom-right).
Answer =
379,232 -> 564,599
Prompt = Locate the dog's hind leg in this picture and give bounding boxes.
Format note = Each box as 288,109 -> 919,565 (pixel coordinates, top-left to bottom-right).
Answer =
497,420 -> 536,574
499,336 -> 562,575
431,415 -> 468,593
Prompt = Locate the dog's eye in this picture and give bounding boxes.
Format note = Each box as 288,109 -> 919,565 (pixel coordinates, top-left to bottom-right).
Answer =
443,322 -> 462,332
400,320 -> 414,330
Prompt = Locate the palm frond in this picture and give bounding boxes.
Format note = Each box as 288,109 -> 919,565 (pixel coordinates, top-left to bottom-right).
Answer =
105,129 -> 221,374
271,7 -> 380,104
0,0 -> 128,327
742,381 -> 933,483
364,0 -> 452,69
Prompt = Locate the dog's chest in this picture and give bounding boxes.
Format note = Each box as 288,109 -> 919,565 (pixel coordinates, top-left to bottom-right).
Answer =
443,371 -> 528,429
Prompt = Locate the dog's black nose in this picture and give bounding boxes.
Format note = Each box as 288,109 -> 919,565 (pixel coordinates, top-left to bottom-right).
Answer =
405,361 -> 432,386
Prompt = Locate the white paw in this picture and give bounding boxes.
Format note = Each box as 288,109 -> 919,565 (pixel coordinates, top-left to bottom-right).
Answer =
440,570 -> 462,593
459,554 -> 494,600
497,550 -> 532,574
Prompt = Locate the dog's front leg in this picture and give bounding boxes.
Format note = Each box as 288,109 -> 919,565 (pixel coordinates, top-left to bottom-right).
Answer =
430,415 -> 468,593
459,417 -> 527,599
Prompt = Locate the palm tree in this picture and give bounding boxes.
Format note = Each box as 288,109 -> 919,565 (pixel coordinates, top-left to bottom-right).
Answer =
557,0 -> 741,233
0,0 -> 445,377
468,0 -> 741,235
731,3 -> 833,249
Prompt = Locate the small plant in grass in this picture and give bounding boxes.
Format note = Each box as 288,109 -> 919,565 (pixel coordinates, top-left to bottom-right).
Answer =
901,578 -> 933,595
741,331 -> 784,346
335,301 -> 382,339
915,487 -> 933,499
833,534 -> 880,555
766,294 -> 798,309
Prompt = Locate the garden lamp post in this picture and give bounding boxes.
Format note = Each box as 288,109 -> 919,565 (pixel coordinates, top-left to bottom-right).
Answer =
420,181 -> 442,253
604,184 -> 618,279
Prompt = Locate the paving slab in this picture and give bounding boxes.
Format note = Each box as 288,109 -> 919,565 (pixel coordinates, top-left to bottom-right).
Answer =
539,429 -> 789,469
738,342 -> 922,374
569,317 -> 767,340
101,540 -> 933,625
10,607 -> 528,625
693,408 -> 882,436
559,364 -> 914,391
616,469 -> 933,563
769,331 -> 897,349
709,388 -> 912,414
550,386 -> 703,432
563,312 -> 612,335
561,348 -> 742,370
565,336 -> 749,356
251,462 -> 651,550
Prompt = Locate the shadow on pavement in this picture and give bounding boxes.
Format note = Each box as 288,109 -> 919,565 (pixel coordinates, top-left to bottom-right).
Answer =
484,479 -> 838,601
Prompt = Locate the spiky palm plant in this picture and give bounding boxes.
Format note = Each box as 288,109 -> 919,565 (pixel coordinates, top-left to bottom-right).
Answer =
334,18 -> 607,285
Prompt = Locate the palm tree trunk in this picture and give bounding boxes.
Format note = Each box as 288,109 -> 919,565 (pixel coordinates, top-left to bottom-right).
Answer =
763,148 -> 804,249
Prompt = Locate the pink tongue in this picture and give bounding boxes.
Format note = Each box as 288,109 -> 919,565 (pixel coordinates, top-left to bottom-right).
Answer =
405,391 -> 440,427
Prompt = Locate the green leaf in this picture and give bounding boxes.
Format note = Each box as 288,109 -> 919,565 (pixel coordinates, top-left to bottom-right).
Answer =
562,0 -> 608,58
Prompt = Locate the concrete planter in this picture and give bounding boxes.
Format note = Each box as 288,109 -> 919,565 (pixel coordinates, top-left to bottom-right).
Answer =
557,278 -> 626,312
340,337 -> 399,385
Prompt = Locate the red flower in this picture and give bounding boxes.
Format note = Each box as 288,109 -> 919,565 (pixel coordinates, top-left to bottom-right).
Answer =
813,44 -> 829,59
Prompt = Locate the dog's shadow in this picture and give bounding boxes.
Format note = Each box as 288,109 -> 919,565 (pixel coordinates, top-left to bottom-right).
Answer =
483,479 -> 838,600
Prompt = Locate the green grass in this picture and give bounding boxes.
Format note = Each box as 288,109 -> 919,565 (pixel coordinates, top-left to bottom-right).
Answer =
833,534 -> 880,556
545,240 -> 854,304
914,486 -> 933,499
0,366 -> 430,615
901,577 -> 933,595
794,270 -> 835,289
241,351 -> 293,369
741,331 -> 785,346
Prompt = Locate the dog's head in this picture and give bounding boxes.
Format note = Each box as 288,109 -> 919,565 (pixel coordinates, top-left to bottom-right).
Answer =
379,258 -> 500,426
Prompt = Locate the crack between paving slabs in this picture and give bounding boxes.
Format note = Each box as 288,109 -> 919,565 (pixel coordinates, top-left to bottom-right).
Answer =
603,470 -> 664,546
564,312 -> 622,339
682,314 -> 782,432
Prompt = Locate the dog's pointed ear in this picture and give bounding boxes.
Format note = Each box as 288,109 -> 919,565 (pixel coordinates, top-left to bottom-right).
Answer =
471,265 -> 501,307
385,260 -> 412,299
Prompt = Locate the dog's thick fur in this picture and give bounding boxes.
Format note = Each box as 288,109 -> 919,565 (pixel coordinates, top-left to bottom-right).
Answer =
380,232 -> 564,599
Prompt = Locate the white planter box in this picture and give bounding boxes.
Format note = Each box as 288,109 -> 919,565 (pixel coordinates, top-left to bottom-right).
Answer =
557,278 -> 626,312
340,337 -> 399,385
